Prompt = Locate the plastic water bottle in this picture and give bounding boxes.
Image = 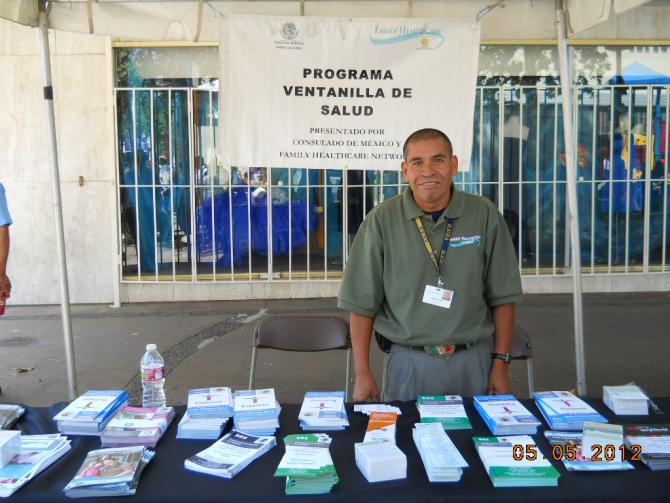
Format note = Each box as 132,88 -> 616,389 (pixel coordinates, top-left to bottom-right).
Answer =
141,343 -> 166,407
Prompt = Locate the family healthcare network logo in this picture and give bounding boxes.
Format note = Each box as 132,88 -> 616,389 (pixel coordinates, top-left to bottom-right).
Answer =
370,23 -> 444,49
275,22 -> 304,50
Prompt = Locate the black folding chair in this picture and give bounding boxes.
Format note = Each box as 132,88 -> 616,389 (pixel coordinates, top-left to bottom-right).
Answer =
248,315 -> 352,401
511,324 -> 535,396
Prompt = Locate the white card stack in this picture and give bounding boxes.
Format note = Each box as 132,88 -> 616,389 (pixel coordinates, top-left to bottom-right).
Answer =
603,385 -> 649,415
298,391 -> 349,431
354,441 -> 407,483
177,387 -> 234,440
233,389 -> 281,436
412,423 -> 468,482
185,430 -> 276,478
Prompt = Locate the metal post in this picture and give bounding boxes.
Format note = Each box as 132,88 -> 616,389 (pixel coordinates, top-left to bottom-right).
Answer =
556,0 -> 586,396
38,2 -> 78,400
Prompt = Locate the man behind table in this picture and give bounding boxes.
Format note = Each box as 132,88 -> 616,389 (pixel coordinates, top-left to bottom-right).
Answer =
338,128 -> 522,402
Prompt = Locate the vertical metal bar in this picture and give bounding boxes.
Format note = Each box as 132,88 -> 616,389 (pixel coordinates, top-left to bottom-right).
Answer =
150,90 -> 159,282
343,170 -> 349,265
210,91 -> 216,281
479,88 -> 484,197
324,182 -> 328,279
267,170 -> 273,280
590,87 -> 597,273
643,86 -> 653,273
169,91 -> 176,282
288,170 -> 293,281
132,90 -> 142,280
306,171 -> 311,281
557,2 -> 586,395
228,168 -> 234,280
565,85 -> 578,271
247,170 -> 252,279
625,86 -> 632,272
552,88 -> 558,274
663,89 -> 669,270
498,87 -> 505,213
518,89 -> 524,270
113,89 -> 124,288
535,89 -> 547,275
188,90 -> 197,282
38,6 -> 78,399
608,88 -> 614,273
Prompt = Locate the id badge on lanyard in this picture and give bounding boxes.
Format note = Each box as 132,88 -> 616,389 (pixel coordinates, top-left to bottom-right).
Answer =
415,217 -> 456,310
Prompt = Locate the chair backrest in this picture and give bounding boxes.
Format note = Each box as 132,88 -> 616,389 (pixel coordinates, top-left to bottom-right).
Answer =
253,315 -> 350,352
510,324 -> 533,360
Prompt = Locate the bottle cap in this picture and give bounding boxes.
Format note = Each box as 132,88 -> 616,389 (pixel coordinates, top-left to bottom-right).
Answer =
146,343 -> 157,351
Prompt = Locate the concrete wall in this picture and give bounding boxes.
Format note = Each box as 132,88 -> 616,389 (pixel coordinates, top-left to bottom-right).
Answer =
0,17 -> 116,305
3,2 -> 670,305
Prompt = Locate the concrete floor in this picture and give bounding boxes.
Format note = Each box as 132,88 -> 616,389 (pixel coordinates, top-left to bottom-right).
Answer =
0,293 -> 669,406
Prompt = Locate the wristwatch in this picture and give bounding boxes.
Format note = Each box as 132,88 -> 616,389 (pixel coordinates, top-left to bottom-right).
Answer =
491,352 -> 512,364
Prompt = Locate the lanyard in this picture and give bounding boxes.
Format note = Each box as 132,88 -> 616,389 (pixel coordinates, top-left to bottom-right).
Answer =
414,216 -> 456,288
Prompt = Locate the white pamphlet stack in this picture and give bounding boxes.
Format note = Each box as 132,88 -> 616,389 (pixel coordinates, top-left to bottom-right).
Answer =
233,389 -> 281,436
544,430 -> 633,471
63,446 -> 154,498
416,395 -> 471,430
534,391 -> 607,430
474,435 -> 560,487
177,387 -> 233,440
581,421 -> 626,463
298,391 -> 349,431
473,395 -> 541,435
603,385 -> 649,415
0,431 -> 20,468
353,404 -> 402,416
354,441 -> 407,483
624,424 -> 670,470
413,422 -> 468,482
101,405 -> 175,447
53,390 -> 128,436
185,430 -> 276,478
0,434 -> 71,498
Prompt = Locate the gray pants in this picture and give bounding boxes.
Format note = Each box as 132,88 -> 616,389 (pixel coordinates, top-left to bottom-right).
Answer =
381,340 -> 492,401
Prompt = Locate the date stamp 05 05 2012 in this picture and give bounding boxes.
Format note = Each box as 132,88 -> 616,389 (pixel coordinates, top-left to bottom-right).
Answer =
512,443 -> 642,462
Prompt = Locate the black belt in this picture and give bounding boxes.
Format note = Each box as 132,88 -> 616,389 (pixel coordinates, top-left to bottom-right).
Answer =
394,342 -> 470,352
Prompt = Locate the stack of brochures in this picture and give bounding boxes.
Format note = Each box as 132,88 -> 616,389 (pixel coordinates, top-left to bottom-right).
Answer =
581,421 -> 627,463
53,390 -> 128,436
534,391 -> 607,430
604,384 -> 649,415
362,412 -> 397,443
355,440 -> 407,483
413,422 -> 468,482
544,430 -> 634,471
275,434 -> 338,495
473,395 -> 541,435
474,435 -> 560,487
416,395 -> 472,430
101,405 -> 175,448
298,391 -> 349,431
185,430 -> 276,478
233,389 -> 281,436
624,424 -> 670,470
63,446 -> 154,498
177,387 -> 233,440
0,434 -> 71,497
0,404 -> 25,430
353,404 -> 402,416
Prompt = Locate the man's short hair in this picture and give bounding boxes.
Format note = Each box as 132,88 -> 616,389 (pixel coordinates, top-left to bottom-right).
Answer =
402,128 -> 453,160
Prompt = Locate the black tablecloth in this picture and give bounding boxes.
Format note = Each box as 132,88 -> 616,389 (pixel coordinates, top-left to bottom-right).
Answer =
7,398 -> 670,502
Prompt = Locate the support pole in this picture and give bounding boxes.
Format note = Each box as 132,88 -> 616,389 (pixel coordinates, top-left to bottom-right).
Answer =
556,0 -> 586,395
38,1 -> 78,400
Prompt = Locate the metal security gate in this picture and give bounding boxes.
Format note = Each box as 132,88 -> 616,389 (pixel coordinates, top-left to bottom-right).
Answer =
115,85 -> 670,284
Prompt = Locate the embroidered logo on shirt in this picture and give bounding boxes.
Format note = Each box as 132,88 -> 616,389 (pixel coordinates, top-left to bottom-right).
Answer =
450,235 -> 481,247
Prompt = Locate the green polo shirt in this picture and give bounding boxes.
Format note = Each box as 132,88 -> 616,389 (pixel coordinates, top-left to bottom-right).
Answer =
338,186 -> 523,346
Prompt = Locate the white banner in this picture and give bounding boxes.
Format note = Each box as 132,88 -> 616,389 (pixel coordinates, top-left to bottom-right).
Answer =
221,15 -> 480,170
